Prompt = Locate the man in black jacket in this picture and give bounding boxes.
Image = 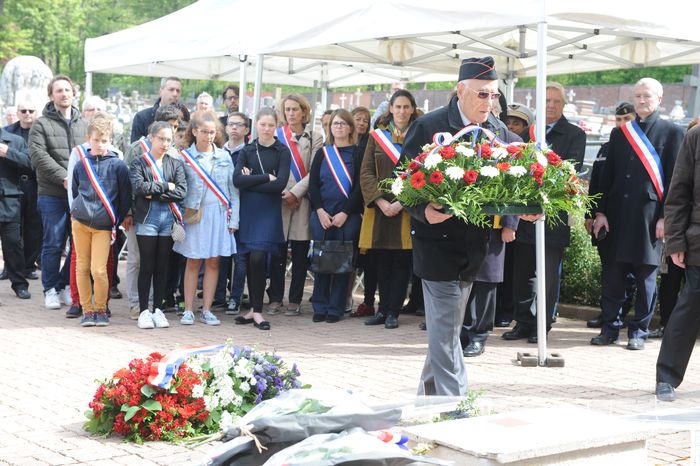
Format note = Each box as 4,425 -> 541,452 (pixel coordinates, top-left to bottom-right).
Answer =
502,82 -> 586,343
592,77 -> 685,351
0,127 -> 33,299
130,77 -> 182,143
402,57 -> 520,396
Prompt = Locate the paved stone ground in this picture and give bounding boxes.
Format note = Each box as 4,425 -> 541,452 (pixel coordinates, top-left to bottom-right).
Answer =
0,265 -> 698,465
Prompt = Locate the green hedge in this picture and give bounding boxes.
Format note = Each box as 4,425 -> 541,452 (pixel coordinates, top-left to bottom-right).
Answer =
561,219 -> 601,306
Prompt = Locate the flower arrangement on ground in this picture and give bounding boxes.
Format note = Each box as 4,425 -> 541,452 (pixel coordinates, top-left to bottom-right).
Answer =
83,344 -> 302,443
384,125 -> 591,226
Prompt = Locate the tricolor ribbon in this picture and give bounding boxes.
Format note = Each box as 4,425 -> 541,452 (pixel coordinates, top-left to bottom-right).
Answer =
429,125 -> 510,156
620,120 -> 665,200
370,129 -> 402,165
179,149 -> 232,220
142,151 -> 184,224
138,137 -> 151,155
322,144 -> 353,198
147,344 -> 225,388
75,144 -> 118,244
276,125 -> 307,183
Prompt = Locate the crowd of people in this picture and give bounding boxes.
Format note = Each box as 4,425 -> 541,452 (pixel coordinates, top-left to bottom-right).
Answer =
4,56 -> 700,399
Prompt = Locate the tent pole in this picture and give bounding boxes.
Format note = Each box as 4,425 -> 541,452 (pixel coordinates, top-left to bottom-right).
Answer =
311,79 -> 319,132
252,54 -> 264,138
535,20 -> 548,367
239,55 -> 248,116
320,63 -> 328,111
85,72 -> 93,98
506,58 -> 515,104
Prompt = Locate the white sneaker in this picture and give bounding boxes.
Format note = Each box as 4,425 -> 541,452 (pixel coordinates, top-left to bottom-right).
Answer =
151,309 -> 170,328
60,287 -> 72,306
129,306 -> 140,320
180,310 -> 195,325
199,310 -> 221,326
44,288 -> 61,310
137,310 -> 155,329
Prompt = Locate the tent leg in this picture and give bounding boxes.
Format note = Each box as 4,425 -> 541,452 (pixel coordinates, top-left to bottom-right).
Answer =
251,54 -> 264,138
239,56 -> 248,116
85,72 -> 93,98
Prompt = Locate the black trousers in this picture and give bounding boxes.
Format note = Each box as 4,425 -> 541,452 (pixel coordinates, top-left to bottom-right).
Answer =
111,228 -> 125,286
462,281 -> 497,343
659,258 -> 685,327
165,250 -> 186,303
20,178 -> 42,273
374,249 -> 412,317
600,261 -> 657,339
0,220 -> 28,290
656,265 -> 700,387
512,241 -> 564,332
358,249 -> 378,306
406,273 -> 424,308
248,250 -> 269,312
495,242 -> 515,322
268,240 -> 310,305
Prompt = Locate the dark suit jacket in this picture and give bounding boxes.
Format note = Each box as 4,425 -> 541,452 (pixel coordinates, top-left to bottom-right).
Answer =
517,115 -> 587,248
0,129 -> 33,221
597,111 -> 685,265
401,96 -> 521,282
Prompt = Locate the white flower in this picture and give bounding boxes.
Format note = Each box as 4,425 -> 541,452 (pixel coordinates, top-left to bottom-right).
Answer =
240,381 -> 251,393
455,145 -> 475,157
219,411 -> 234,431
445,166 -> 465,180
423,152 -> 443,169
536,152 -> 549,167
508,166 -> 527,177
203,394 -> 220,411
540,192 -> 550,204
491,147 -> 509,160
192,383 -> 205,398
480,166 -> 499,177
391,177 -> 404,196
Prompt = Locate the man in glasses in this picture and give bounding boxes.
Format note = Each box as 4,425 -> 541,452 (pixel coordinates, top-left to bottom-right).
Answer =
130,76 -> 183,143
401,56 -> 521,396
3,99 -> 41,282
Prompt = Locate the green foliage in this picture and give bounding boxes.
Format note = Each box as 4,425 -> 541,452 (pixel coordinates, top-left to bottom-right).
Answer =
516,65 -> 691,88
561,217 -> 601,306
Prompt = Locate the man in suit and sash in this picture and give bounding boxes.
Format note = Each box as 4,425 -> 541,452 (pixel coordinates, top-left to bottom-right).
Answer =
592,77 -> 685,350
402,57 -> 520,396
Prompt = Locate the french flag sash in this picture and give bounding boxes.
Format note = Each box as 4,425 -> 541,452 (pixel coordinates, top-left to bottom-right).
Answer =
370,129 -> 402,165
179,149 -> 232,220
138,137 -> 151,154
620,120 -> 665,200
75,144 -> 118,244
147,344 -> 225,388
142,152 -> 184,224
322,144 -> 352,198
276,125 -> 307,182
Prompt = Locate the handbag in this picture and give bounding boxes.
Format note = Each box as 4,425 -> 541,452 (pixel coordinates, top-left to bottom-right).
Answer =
171,220 -> 186,242
183,207 -> 203,225
310,228 -> 355,274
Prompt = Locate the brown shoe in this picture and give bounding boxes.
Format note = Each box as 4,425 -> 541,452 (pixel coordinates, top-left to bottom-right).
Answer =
351,303 -> 375,317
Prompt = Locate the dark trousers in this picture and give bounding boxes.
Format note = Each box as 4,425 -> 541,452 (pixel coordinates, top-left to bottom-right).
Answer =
600,261 -> 657,339
247,250 -> 269,312
0,220 -> 28,291
358,249 -> 378,306
136,235 -> 172,311
598,259 -> 636,319
495,242 -> 515,323
462,281 -> 497,343
512,241 -> 564,332
268,240 -> 310,305
659,258 -> 685,327
20,178 -> 42,273
111,229 -> 125,287
407,273 -> 424,308
374,249 -> 412,317
165,250 -> 186,303
656,265 -> 700,387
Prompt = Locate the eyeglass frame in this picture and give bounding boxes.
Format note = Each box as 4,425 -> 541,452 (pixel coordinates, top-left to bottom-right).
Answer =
468,88 -> 501,100
19,109 -> 36,114
331,121 -> 350,127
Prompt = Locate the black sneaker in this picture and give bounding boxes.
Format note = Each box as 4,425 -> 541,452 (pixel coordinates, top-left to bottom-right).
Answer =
66,305 -> 82,318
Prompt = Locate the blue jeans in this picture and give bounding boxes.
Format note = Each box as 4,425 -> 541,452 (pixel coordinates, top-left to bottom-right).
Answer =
135,202 -> 173,237
37,195 -> 71,292
215,252 -> 248,304
309,211 -> 361,317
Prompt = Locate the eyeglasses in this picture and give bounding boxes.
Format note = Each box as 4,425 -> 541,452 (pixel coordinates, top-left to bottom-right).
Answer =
224,95 -> 239,101
19,109 -> 36,114
468,88 -> 501,100
331,121 -> 349,127
227,122 -> 246,128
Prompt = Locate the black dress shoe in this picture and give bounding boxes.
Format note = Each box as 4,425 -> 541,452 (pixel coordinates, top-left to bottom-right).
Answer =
502,324 -> 532,341
326,315 -> 340,323
462,341 -> 485,357
586,316 -> 603,328
254,320 -> 271,330
365,312 -> 387,326
384,315 -> 399,329
109,286 -> 122,299
15,288 -> 31,299
234,316 -> 254,325
655,382 -> 676,402
0,270 -> 7,280
590,334 -> 617,346
312,314 -> 326,323
627,338 -> 645,350
418,321 -> 426,331
528,334 -> 538,344
494,319 -> 512,328
648,327 -> 665,339
400,302 -> 420,314
25,270 -> 39,280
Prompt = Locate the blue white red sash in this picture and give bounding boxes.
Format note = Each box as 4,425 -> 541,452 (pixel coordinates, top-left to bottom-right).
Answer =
620,120 -> 665,200
179,149 -> 232,220
142,152 -> 184,224
276,125 -> 307,182
370,129 -> 402,165
75,144 -> 118,244
322,145 -> 352,198
138,137 -> 151,154
147,344 -> 225,388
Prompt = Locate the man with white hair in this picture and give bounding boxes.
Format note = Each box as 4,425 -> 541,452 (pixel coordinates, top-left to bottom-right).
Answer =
592,77 -> 685,351
5,107 -> 18,125
195,92 -> 213,112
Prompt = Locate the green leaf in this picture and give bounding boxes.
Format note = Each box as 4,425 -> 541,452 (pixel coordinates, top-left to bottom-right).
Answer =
120,403 -> 131,412
141,384 -> 156,397
124,406 -> 140,422
141,400 -> 162,412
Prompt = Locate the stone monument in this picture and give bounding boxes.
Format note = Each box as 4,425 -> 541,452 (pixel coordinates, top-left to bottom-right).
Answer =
0,56 -> 53,111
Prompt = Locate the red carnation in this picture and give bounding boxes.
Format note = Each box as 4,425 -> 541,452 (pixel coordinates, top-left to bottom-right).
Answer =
463,170 -> 478,185
546,151 -> 562,167
497,162 -> 511,171
410,171 -> 426,189
416,152 -> 428,163
429,170 -> 444,184
407,160 -> 421,173
440,145 -> 457,159
530,162 -> 545,178
399,173 -> 407,180
507,145 -> 523,159
478,144 -> 492,159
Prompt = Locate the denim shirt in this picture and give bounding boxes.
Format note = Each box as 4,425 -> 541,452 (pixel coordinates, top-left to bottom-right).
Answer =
180,143 -> 240,229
